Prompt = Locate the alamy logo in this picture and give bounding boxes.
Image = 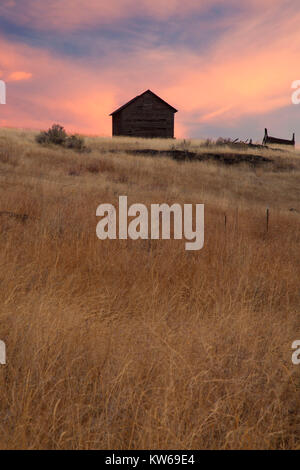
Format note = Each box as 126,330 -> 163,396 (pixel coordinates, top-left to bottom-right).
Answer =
292,340 -> 300,365
0,80 -> 6,104
96,196 -> 204,251
0,340 -> 6,365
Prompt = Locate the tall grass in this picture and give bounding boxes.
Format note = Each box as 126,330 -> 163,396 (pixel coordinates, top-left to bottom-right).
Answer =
0,128 -> 299,449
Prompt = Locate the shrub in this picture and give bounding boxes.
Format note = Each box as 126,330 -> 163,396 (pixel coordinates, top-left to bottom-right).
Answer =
36,124 -> 67,146
64,134 -> 85,151
36,124 -> 88,152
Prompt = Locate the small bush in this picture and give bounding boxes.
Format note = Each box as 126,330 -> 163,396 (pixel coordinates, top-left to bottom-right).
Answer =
64,134 -> 85,151
36,124 -> 67,146
36,124 -> 87,152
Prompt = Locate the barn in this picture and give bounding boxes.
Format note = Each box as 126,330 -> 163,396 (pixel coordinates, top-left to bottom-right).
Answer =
109,89 -> 178,138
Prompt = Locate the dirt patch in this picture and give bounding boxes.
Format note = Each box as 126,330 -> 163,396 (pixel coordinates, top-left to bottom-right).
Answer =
128,149 -> 273,166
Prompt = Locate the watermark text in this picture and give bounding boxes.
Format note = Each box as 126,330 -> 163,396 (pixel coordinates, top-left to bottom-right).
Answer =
0,340 -> 6,365
96,196 -> 204,251
0,80 -> 6,105
292,340 -> 300,365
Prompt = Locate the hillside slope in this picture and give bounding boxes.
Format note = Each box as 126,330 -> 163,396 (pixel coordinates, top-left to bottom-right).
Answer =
0,128 -> 299,449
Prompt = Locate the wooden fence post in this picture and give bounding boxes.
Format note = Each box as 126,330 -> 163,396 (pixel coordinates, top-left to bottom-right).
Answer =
266,208 -> 269,233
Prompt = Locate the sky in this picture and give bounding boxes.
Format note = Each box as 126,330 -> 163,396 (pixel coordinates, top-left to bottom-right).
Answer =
0,0 -> 300,141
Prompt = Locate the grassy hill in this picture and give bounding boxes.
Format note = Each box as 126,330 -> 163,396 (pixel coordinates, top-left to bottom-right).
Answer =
0,127 -> 299,449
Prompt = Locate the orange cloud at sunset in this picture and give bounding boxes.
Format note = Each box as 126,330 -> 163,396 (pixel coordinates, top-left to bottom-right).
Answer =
164,5 -> 300,130
0,42 -> 114,133
8,71 -> 32,81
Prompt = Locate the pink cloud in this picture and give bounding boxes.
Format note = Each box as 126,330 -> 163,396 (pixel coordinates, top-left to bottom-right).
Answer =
164,4 -> 300,129
8,71 -> 32,81
0,36 -> 118,134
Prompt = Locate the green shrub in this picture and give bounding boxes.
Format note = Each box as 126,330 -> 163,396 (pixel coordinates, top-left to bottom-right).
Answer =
36,124 -> 67,146
36,124 -> 88,152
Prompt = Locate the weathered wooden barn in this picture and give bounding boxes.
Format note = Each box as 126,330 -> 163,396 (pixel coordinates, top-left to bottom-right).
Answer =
110,89 -> 178,138
262,128 -> 295,147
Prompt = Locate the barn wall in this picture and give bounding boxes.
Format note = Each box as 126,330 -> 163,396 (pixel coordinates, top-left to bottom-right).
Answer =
113,92 -> 175,138
112,112 -> 122,136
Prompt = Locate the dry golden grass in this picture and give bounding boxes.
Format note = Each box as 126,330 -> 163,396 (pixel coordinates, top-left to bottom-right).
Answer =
0,127 -> 299,449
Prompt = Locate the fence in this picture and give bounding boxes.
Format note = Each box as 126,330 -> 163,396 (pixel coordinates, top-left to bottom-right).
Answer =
224,208 -> 271,234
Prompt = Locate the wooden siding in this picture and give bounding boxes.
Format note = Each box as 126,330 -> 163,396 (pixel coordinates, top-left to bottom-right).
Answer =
111,90 -> 176,138
262,128 -> 295,146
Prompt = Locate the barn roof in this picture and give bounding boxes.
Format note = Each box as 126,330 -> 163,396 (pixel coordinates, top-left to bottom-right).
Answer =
109,89 -> 178,116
